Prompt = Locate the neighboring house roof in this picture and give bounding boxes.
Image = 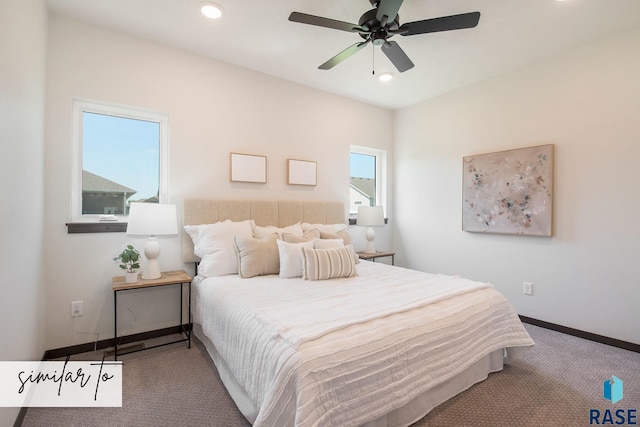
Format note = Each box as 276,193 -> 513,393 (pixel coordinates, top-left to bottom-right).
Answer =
133,195 -> 159,203
350,177 -> 375,200
82,170 -> 137,194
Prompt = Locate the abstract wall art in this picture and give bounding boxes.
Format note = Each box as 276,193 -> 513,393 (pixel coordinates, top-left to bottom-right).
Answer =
462,144 -> 554,236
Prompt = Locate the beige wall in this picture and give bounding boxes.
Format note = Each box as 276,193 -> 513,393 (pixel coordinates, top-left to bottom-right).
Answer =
0,0 -> 47,425
394,27 -> 640,344
44,15 -> 393,350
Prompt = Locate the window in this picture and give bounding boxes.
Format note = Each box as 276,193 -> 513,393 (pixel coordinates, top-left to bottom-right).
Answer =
349,145 -> 386,215
71,99 -> 169,221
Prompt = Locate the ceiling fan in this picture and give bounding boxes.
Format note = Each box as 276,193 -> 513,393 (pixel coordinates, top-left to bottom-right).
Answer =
288,0 -> 480,73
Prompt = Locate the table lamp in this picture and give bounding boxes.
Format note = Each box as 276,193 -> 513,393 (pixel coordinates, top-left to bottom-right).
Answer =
356,205 -> 385,254
126,203 -> 178,279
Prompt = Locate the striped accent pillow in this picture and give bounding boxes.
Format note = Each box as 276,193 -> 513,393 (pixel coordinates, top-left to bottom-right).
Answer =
301,246 -> 357,281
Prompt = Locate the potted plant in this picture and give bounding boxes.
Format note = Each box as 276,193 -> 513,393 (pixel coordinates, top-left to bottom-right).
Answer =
114,244 -> 141,283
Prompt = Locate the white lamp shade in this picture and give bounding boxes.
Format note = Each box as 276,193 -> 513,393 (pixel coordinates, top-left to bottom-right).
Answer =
126,203 -> 178,237
356,205 -> 385,227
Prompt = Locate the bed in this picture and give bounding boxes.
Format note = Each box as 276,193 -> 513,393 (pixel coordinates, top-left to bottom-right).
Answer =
182,199 -> 534,427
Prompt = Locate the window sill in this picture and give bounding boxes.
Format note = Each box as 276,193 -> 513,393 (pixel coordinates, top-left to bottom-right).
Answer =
348,217 -> 389,226
66,222 -> 127,234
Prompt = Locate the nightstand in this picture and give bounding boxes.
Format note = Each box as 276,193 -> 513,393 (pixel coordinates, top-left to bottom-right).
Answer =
112,270 -> 192,360
357,251 -> 395,265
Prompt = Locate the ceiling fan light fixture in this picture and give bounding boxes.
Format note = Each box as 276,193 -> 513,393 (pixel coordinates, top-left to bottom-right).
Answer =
378,72 -> 393,82
201,2 -> 223,19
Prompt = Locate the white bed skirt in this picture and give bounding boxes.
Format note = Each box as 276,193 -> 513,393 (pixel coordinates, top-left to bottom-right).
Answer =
194,322 -> 505,427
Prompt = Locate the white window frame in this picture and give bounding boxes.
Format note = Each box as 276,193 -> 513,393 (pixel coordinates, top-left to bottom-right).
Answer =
349,145 -> 387,216
71,99 -> 170,221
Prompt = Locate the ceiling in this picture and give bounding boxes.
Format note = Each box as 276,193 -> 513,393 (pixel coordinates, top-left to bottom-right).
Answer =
46,0 -> 640,110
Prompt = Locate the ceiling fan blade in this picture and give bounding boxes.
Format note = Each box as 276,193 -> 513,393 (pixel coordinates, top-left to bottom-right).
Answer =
289,12 -> 365,33
319,41 -> 370,70
381,41 -> 414,72
399,11 -> 480,36
376,0 -> 404,23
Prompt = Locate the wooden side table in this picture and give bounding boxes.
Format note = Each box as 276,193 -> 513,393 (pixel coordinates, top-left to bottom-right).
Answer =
357,251 -> 396,265
112,270 -> 192,360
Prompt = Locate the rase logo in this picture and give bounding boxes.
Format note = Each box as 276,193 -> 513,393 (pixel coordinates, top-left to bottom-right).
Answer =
589,376 -> 637,425
604,376 -> 624,404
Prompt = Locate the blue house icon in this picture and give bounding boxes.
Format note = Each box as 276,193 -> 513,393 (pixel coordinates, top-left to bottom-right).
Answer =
603,376 -> 623,404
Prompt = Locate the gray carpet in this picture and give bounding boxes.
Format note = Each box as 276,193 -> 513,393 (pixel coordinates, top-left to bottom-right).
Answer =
21,324 -> 640,427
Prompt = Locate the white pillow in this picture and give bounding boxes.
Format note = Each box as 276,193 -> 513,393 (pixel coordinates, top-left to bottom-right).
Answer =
254,223 -> 303,239
277,239 -> 315,278
301,246 -> 357,281
184,219 -> 254,276
313,238 -> 344,249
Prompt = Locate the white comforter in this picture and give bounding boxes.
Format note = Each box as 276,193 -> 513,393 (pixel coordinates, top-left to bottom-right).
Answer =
194,262 -> 533,427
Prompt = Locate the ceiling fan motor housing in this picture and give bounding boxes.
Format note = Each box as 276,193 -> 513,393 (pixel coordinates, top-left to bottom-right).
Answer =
358,8 -> 399,43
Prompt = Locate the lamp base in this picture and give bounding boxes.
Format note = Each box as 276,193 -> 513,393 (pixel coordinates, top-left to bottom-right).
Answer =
364,227 -> 376,254
142,236 -> 162,280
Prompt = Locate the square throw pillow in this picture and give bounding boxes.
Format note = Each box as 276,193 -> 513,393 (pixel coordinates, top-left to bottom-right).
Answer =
277,239 -> 315,278
301,246 -> 357,281
320,229 -> 353,246
184,219 -> 254,276
234,234 -> 279,278
282,228 -> 320,243
254,223 -> 303,239
313,238 -> 344,249
302,223 -> 348,234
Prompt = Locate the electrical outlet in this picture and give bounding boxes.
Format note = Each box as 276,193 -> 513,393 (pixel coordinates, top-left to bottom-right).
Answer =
523,282 -> 533,296
70,301 -> 83,317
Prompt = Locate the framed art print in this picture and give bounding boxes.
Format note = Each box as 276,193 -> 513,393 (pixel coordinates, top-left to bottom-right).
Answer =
230,153 -> 267,183
287,159 -> 317,186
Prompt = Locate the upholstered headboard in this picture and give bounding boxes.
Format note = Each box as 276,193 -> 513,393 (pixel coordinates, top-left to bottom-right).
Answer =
182,199 -> 346,262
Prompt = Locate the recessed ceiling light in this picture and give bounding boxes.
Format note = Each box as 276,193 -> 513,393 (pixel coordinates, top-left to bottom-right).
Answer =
378,72 -> 393,82
201,2 -> 223,19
